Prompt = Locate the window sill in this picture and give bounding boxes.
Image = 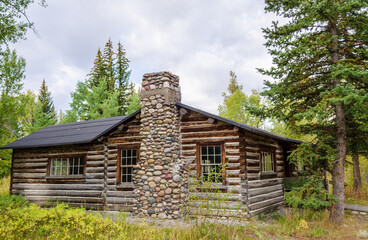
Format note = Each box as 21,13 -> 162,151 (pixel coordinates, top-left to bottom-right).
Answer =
46,176 -> 86,182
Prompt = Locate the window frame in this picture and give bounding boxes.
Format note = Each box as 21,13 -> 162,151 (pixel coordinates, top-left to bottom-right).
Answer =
259,146 -> 276,174
117,146 -> 140,187
46,154 -> 87,180
196,142 -> 226,185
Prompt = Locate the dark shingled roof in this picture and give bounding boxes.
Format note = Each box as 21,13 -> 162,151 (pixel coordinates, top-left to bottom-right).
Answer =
0,102 -> 301,150
0,110 -> 141,149
176,102 -> 302,144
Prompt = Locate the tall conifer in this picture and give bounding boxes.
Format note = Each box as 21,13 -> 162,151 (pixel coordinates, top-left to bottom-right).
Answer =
260,0 -> 368,224
31,79 -> 57,132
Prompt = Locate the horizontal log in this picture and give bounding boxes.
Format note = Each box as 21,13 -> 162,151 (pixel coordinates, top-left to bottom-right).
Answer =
13,162 -> 47,169
106,191 -> 136,198
13,169 -> 46,174
26,196 -> 103,203
13,183 -> 103,191
248,196 -> 284,211
249,201 -> 283,216
14,190 -> 102,197
13,173 -> 45,178
249,185 -> 283,198
87,155 -> 105,161
86,167 -> 105,174
248,178 -> 283,189
248,190 -> 283,204
107,197 -> 135,204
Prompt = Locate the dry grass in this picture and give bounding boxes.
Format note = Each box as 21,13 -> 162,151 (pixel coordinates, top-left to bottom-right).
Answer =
345,186 -> 368,206
250,209 -> 368,239
0,176 -> 9,195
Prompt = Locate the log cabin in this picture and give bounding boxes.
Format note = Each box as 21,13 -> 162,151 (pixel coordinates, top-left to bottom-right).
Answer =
1,71 -> 301,219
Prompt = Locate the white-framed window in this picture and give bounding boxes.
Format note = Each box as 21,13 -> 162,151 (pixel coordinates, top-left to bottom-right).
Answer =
120,149 -> 137,183
200,145 -> 223,183
50,157 -> 85,176
261,152 -> 274,172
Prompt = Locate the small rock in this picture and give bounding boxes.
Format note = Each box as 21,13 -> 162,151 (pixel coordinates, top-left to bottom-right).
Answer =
147,209 -> 155,215
173,174 -> 182,183
158,190 -> 165,197
154,165 -> 164,171
148,182 -> 156,188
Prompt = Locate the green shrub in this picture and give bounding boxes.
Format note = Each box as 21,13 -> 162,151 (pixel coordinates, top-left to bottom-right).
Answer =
0,194 -> 28,209
0,159 -> 11,178
285,176 -> 336,210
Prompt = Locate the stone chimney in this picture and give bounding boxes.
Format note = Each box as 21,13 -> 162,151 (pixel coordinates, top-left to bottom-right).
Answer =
134,72 -> 187,219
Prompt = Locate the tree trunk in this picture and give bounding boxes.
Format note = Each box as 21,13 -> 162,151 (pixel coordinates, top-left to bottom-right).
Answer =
352,145 -> 362,195
329,21 -> 347,225
324,170 -> 329,192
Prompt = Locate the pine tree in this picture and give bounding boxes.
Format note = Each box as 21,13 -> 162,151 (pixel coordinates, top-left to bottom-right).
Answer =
30,79 -> 57,132
259,0 -> 368,224
87,48 -> 104,88
102,39 -> 115,91
65,39 -> 133,122
115,42 -> 131,114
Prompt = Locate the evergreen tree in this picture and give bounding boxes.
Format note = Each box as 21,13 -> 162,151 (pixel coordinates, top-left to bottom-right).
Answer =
30,79 -> 56,132
65,39 -> 134,122
259,0 -> 368,224
87,48 -> 104,88
102,39 -> 115,91
65,78 -> 120,121
115,42 -> 131,115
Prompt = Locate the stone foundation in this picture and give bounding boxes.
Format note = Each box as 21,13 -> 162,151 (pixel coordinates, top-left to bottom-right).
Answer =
133,71 -> 187,219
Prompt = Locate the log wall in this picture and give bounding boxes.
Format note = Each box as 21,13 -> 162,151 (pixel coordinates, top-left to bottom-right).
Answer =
12,143 -> 106,209
244,132 -> 285,215
106,117 -> 142,212
181,111 -> 247,218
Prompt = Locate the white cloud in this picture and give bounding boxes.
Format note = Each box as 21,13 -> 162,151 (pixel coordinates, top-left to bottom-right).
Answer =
12,0 -> 277,115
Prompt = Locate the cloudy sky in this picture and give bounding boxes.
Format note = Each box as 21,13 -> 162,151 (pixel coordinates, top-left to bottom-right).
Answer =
13,0 -> 277,115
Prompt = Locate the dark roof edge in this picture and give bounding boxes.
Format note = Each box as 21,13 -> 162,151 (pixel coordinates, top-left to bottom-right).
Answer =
91,109 -> 141,142
176,102 -> 302,145
0,109 -> 142,150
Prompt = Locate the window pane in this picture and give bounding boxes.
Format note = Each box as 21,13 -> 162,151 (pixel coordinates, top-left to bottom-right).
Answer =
201,146 -> 207,155
208,146 -> 214,155
120,149 -> 137,183
209,155 -> 214,164
215,155 -> 221,164
215,146 -> 221,154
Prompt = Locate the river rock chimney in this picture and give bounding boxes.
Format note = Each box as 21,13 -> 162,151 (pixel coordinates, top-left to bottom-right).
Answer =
134,72 -> 187,219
